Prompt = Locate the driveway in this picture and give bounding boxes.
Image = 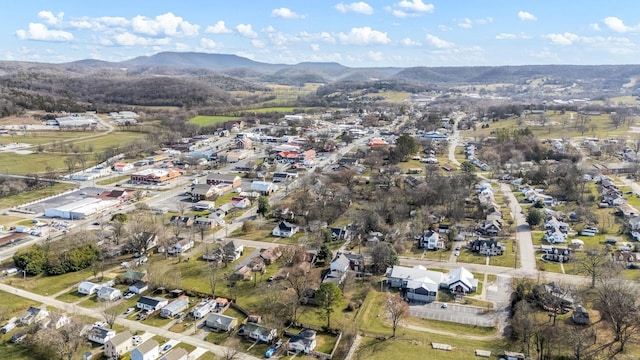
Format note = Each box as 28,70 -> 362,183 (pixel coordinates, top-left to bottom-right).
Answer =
410,302 -> 495,327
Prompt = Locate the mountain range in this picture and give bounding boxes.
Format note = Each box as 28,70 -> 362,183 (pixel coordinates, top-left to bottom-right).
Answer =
56,51 -> 640,89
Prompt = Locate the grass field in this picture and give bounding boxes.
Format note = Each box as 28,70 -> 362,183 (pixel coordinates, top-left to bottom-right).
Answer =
0,182 -> 77,209
4,267 -> 96,296
189,116 -> 241,127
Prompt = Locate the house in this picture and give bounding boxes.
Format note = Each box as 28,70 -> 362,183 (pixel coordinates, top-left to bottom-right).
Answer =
232,265 -> 253,281
132,339 -> 160,360
168,239 -> 194,255
419,230 -> 445,250
215,203 -> 235,217
611,250 -> 640,268
251,181 -> 277,195
288,329 -> 317,354
572,305 -> 590,325
190,185 -> 217,201
243,322 -> 277,342
169,216 -> 194,228
386,265 -> 446,303
192,300 -> 216,319
206,174 -> 242,188
18,306 -> 49,326
97,286 -> 122,301
129,281 -> 149,294
112,162 -> 134,172
78,281 -> 101,295
42,312 -> 69,330
130,168 -> 182,184
104,331 -> 133,360
545,217 -> 570,233
223,240 -> 244,262
479,220 -> 502,236
272,221 -> 300,238
544,229 -> 568,244
330,226 -> 351,241
192,200 -> 216,211
193,217 -> 218,229
324,252 -> 365,285
446,267 -> 478,294
87,326 -> 116,344
205,313 -> 238,332
160,348 -> 188,360
125,269 -> 149,283
137,297 -> 169,312
232,197 -> 252,209
160,298 -> 189,318
468,238 -> 505,256
542,246 -> 572,263
215,297 -> 229,310
260,247 -> 282,265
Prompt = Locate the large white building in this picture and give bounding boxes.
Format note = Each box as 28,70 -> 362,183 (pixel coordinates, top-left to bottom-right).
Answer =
44,198 -> 118,219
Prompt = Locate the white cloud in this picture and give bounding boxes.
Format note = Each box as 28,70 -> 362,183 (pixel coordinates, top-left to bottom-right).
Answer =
251,39 -> 266,48
496,33 -> 517,40
99,16 -> 130,28
518,11 -> 537,21
263,25 -> 276,33
425,34 -> 454,48
543,32 -> 579,45
476,17 -> 493,25
458,18 -> 472,29
16,23 -> 73,42
368,51 -> 383,61
175,42 -> 190,51
589,23 -> 601,31
98,37 -> 113,46
236,24 -> 257,38
602,17 -> 639,33
199,38 -> 216,49
310,44 -> 320,51
338,27 -> 390,45
400,37 -> 422,46
387,0 -> 434,17
335,2 -> 374,15
37,11 -> 64,25
271,8 -> 305,19
206,21 -> 232,34
131,12 -> 199,37
114,32 -> 171,46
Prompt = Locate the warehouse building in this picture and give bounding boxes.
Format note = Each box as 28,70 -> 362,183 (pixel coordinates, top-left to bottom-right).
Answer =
44,198 -> 118,219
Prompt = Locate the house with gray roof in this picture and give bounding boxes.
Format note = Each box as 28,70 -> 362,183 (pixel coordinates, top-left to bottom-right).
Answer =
205,313 -> 238,332
132,339 -> 159,360
160,348 -> 188,360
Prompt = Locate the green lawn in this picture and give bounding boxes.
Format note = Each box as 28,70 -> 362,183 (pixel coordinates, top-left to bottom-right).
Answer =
3,267 -> 97,296
95,175 -> 131,185
0,182 -> 77,208
189,116 -> 241,127
56,290 -> 89,303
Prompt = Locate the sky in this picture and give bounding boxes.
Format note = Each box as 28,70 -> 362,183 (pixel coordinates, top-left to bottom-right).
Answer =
2,1 -> 640,67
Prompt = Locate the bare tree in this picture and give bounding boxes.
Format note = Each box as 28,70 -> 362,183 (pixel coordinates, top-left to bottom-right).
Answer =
578,247 -> 608,288
596,279 -> 640,353
111,219 -> 127,246
386,293 -> 409,338
27,317 -> 88,360
101,303 -> 120,329
126,214 -> 159,255
285,265 -> 313,325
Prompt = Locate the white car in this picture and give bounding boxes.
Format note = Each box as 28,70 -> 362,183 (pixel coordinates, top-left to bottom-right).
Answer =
93,321 -> 106,328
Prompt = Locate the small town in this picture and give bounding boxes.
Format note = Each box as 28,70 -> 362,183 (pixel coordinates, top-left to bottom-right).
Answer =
1,3 -> 640,360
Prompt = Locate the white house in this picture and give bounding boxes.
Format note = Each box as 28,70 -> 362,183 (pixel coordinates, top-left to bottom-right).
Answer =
168,239 -> 194,255
160,299 -> 189,318
137,297 -> 169,312
250,181 -> 277,195
446,267 -> 478,294
192,300 -> 216,319
272,221 -> 299,238
243,322 -> 277,342
97,286 -> 122,301
132,339 -> 160,360
87,326 -> 116,344
419,230 -> 444,250
288,329 -> 317,354
386,265 -> 446,303
78,281 -> 101,295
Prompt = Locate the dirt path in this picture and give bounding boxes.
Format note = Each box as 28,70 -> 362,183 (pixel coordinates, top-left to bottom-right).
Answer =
403,323 -> 502,341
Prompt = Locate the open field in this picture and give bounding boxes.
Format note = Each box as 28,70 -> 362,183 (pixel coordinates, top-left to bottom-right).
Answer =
3,267 -> 97,296
0,182 -> 77,209
189,116 -> 241,127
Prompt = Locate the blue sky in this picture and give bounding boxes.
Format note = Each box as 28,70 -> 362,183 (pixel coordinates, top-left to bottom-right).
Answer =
2,1 -> 640,67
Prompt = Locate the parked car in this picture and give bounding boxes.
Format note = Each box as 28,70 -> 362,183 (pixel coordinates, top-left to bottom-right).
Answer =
441,303 -> 448,309
93,321 -> 106,328
162,344 -> 172,352
454,246 -> 461,251
454,251 -> 460,256
124,307 -> 135,315
265,347 -> 277,358
123,292 -> 135,299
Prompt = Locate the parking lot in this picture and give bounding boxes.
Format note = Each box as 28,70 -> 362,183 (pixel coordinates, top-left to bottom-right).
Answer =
410,302 -> 496,327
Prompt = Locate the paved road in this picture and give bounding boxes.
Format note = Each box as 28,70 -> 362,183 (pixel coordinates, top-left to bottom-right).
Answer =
500,183 -> 537,271
0,282 -> 261,360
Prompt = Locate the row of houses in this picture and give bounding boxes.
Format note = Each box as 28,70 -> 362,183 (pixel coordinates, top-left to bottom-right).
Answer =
476,182 -> 503,237
98,329 -> 189,360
